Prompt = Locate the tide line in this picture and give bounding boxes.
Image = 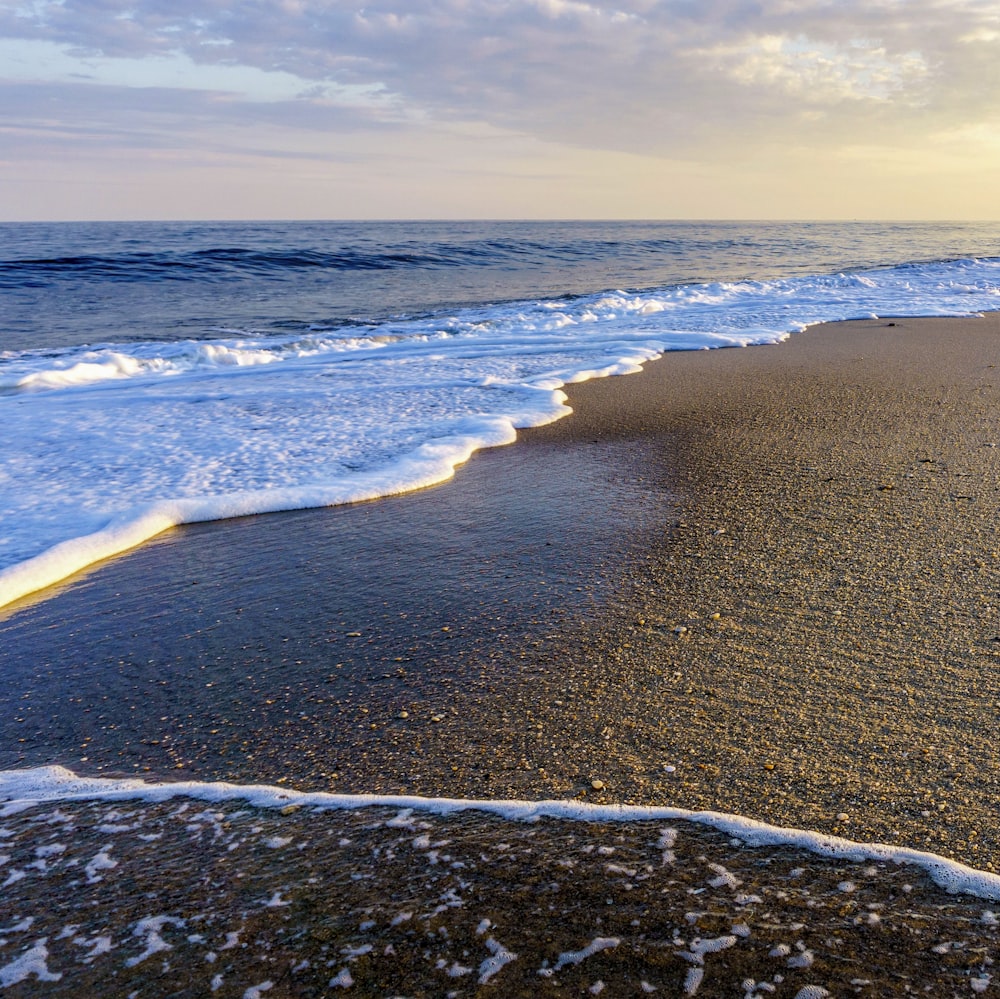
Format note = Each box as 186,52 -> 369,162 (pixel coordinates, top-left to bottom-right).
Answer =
1,765 -> 996,902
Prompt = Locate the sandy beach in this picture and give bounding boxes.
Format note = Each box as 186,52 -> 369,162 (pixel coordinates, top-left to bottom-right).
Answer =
3,313 -> 1000,994
532,313 -> 1000,857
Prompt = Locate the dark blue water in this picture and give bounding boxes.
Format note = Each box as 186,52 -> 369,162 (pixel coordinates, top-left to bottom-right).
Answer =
4,220 -> 1000,353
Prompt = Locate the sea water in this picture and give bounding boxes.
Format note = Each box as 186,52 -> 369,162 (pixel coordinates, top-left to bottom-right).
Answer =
4,221 -> 1000,990
3,219 -> 1000,609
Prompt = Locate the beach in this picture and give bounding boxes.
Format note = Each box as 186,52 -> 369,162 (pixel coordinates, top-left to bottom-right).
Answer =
526,312 -> 1000,863
3,313 -> 1000,994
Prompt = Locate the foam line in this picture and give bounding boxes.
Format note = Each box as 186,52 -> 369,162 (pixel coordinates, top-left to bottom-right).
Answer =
0,417 -> 528,609
1,766 -> 997,902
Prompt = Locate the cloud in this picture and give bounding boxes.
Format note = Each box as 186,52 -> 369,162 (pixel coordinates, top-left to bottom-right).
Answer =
0,78 -> 399,159
4,1 -> 1000,157
691,34 -> 930,103
3,0 -> 1000,218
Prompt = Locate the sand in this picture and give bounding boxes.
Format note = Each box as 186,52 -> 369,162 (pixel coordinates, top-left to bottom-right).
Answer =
2,796 -> 999,997
519,314 -> 1000,865
2,314 -> 1000,994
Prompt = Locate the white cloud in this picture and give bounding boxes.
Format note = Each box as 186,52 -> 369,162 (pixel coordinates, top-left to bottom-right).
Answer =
959,26 -> 1000,44
530,0 -> 617,19
1,1 -> 995,150
693,34 -> 930,104
2,0 -> 1000,217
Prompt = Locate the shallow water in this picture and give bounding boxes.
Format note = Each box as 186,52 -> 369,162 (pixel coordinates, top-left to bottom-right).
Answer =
0,436 -> 666,782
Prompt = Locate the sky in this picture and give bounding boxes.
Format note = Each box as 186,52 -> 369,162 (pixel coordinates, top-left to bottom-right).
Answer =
2,0 -> 1000,220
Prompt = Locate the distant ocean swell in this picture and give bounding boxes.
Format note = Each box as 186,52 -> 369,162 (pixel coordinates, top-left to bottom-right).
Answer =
0,244 -> 535,286
2,228 -> 1000,611
0,232 -> 898,287
4,233 -> 808,288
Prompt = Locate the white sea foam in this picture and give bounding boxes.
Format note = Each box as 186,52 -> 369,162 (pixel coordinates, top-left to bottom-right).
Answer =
0,938 -> 61,988
2,766 -> 999,903
2,257 -> 1000,609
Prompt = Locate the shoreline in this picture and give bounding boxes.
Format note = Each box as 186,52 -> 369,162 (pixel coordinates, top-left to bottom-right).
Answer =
3,314 -> 1000,865
4,313 -> 1000,993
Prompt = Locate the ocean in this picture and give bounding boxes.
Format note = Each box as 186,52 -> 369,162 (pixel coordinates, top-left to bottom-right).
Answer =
3,219 -> 1000,609
4,220 -> 1000,994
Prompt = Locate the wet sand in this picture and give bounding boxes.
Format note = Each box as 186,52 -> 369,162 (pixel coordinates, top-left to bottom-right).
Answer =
2,796 -> 998,997
3,314 -> 1000,993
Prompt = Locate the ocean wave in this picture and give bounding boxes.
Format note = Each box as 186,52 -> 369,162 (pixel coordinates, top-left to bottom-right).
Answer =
5,255 -> 999,396
4,227 -> 996,292
0,246 -> 470,287
2,250 -> 1000,611
0,237 -> 715,288
3,764 -> 996,995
